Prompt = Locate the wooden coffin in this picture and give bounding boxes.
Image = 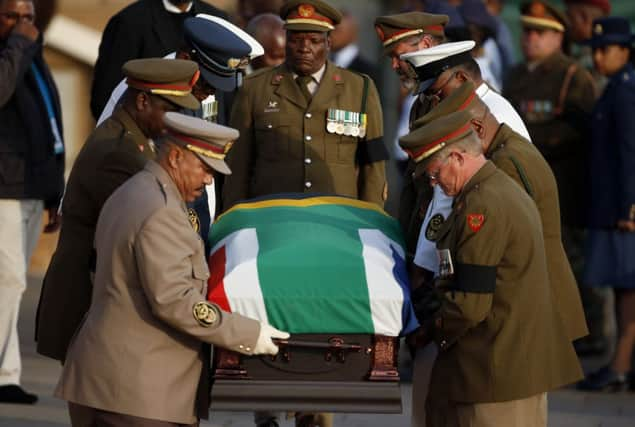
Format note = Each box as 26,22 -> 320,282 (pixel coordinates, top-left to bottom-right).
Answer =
210,334 -> 402,413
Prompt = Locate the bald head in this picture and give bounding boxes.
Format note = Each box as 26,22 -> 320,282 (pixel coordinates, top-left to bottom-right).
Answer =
330,11 -> 358,52
246,13 -> 286,70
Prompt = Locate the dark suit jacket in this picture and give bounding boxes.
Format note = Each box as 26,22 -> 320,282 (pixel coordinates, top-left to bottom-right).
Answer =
36,107 -> 154,361
0,34 -> 64,206
90,0 -> 227,119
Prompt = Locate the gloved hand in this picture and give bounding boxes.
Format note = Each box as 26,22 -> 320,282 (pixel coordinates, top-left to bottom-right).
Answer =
411,283 -> 443,325
253,323 -> 289,355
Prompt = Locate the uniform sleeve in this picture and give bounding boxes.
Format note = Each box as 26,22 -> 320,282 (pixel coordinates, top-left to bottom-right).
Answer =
614,83 -> 635,220
222,85 -> 253,210
135,206 -> 261,353
90,144 -> 147,210
358,78 -> 388,206
491,154 -> 534,198
0,34 -> 37,107
435,203 -> 505,350
90,14 -> 141,120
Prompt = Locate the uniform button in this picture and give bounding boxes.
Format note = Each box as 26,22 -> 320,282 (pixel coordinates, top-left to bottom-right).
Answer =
305,181 -> 312,189
305,113 -> 312,119
267,124 -> 273,129
440,340 -> 447,349
239,344 -> 244,350
304,158 -> 312,164
305,135 -> 312,141
245,347 -> 251,352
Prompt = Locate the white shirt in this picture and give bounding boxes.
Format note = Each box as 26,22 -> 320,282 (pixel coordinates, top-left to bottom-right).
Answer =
413,81 -> 532,272
293,63 -> 326,95
162,0 -> 192,13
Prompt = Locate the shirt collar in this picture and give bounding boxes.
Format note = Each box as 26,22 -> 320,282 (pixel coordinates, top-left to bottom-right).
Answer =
292,63 -> 327,84
476,82 -> 488,98
162,0 -> 193,13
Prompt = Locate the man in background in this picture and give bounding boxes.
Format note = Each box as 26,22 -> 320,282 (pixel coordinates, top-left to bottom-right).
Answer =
245,13 -> 286,72
90,0 -> 227,120
330,10 -> 379,84
0,0 -> 64,404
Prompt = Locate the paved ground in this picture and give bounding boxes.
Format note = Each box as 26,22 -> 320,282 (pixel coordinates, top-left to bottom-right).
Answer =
1,273 -> 634,427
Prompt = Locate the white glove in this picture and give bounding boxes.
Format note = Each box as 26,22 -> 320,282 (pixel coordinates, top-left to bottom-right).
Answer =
253,323 -> 289,356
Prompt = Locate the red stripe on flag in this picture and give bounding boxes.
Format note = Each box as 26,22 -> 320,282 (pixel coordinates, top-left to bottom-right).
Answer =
207,246 -> 231,312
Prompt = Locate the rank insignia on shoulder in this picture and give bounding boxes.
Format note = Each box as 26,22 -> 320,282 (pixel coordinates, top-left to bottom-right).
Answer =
467,213 -> 485,233
425,213 -> 445,241
193,301 -> 218,327
326,108 -> 367,137
188,208 -> 200,233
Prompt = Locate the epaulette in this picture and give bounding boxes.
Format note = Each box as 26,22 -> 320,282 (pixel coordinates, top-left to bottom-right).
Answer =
244,67 -> 273,81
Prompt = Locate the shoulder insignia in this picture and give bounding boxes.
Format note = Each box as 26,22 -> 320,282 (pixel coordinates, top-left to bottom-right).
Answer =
193,301 -> 218,327
188,208 -> 200,233
272,73 -> 284,85
333,73 -> 342,82
425,213 -> 445,241
467,213 -> 485,233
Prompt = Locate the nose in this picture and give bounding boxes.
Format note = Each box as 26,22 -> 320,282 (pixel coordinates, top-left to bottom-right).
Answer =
390,57 -> 400,70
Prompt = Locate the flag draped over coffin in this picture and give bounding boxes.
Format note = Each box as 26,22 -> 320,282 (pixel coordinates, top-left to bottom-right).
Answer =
206,195 -> 419,337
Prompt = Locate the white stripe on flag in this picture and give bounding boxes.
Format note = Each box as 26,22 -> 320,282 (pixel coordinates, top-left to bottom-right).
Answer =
211,229 -> 269,324
359,229 -> 405,337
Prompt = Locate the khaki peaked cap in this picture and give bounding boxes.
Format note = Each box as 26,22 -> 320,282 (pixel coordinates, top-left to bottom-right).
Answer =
520,1 -> 568,32
280,0 -> 342,32
412,81 -> 479,129
123,58 -> 200,110
374,12 -> 448,49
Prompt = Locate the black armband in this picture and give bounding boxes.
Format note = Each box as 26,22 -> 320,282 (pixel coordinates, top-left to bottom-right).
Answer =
356,137 -> 389,164
453,263 -> 496,293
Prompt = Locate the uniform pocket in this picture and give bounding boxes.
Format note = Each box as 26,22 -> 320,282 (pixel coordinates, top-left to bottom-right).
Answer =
325,133 -> 357,164
254,115 -> 290,160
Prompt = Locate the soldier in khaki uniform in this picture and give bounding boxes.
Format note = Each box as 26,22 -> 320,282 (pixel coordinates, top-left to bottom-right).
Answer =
373,12 -> 449,261
503,0 -> 599,354
399,111 -> 582,427
223,0 -> 387,211
35,58 -> 199,362
55,113 -> 288,427
414,80 -> 588,342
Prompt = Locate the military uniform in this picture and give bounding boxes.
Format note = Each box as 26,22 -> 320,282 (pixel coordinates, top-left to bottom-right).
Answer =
399,111 -> 581,427
504,51 -> 596,227
223,61 -> 387,209
35,59 -> 200,362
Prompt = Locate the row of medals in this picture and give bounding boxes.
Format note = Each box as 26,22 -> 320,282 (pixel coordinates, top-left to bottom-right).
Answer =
326,108 -> 367,138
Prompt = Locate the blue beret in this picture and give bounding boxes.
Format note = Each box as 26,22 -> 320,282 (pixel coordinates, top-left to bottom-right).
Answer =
184,17 -> 251,92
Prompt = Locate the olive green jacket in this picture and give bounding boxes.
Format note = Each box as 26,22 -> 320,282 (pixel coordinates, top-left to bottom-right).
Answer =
487,124 -> 588,341
430,161 -> 582,403
36,107 -> 154,361
504,51 -> 596,226
223,61 -> 387,209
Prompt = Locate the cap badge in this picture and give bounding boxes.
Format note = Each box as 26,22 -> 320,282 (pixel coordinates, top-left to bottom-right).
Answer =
467,213 -> 485,233
188,208 -> 200,233
268,101 -> 278,108
298,4 -> 315,18
529,2 -> 546,17
193,301 -> 218,327
594,24 -> 603,35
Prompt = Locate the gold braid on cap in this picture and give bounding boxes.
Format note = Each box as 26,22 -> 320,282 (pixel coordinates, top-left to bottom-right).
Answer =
126,70 -> 200,97
383,28 -> 424,46
167,130 -> 233,160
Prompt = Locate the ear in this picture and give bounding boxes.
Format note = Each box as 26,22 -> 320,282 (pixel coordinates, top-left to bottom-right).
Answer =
167,145 -> 181,169
325,33 -> 332,50
471,118 -> 485,139
136,92 -> 149,111
456,70 -> 469,83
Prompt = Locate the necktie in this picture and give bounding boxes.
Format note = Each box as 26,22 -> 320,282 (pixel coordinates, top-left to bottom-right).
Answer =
296,75 -> 314,102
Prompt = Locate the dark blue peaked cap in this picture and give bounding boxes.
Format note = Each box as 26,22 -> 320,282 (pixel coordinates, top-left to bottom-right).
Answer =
184,17 -> 251,92
585,17 -> 635,49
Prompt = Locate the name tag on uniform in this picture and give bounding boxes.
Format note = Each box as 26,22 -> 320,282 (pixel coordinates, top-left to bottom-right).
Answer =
326,108 -> 367,137
437,248 -> 454,279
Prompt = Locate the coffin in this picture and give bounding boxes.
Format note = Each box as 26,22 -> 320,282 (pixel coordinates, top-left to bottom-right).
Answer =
207,195 -> 418,413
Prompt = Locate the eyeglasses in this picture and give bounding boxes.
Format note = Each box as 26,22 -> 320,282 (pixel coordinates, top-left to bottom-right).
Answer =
425,71 -> 457,106
425,154 -> 451,182
0,11 -> 35,22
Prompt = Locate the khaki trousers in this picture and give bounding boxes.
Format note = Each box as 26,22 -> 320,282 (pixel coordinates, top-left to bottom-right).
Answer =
426,393 -> 547,427
68,402 -> 199,427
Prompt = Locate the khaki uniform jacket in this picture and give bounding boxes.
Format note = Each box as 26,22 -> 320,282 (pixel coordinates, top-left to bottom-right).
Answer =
504,52 -> 596,226
487,124 -> 588,341
223,61 -> 387,209
430,162 -> 581,403
55,161 -> 260,424
36,107 -> 155,361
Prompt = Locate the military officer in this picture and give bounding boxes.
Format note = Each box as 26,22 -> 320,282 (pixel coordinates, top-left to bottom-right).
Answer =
503,0 -> 598,355
399,111 -> 582,427
373,12 -> 449,260
223,0 -> 388,210
413,80 -> 588,342
35,58 -> 199,363
55,112 -> 288,426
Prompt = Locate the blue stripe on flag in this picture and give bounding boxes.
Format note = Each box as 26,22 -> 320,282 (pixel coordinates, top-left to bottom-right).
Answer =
391,245 -> 420,335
